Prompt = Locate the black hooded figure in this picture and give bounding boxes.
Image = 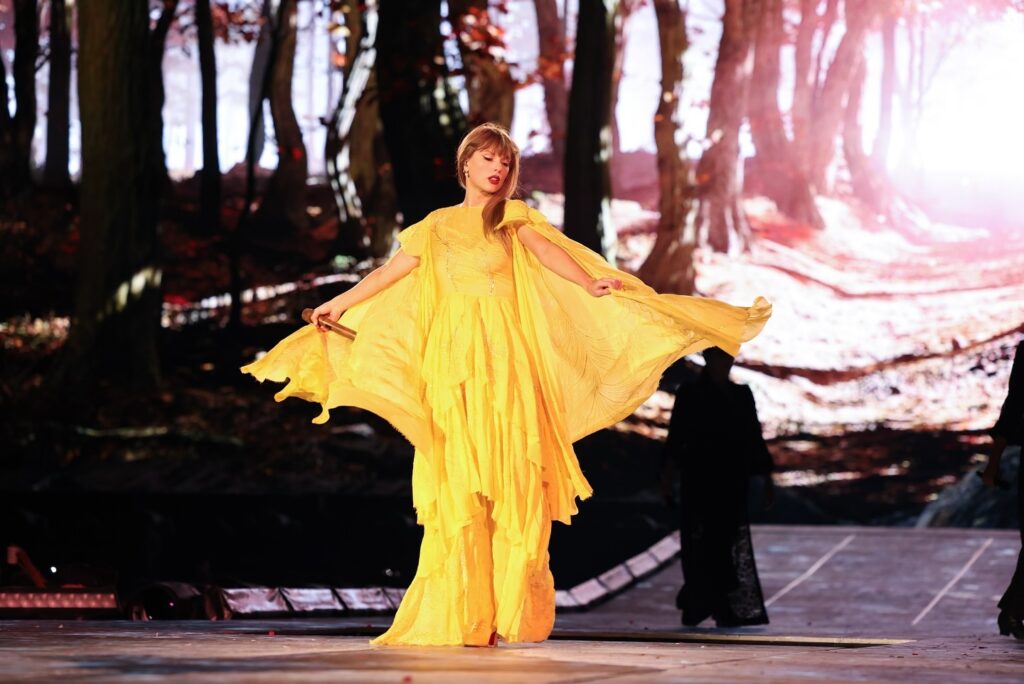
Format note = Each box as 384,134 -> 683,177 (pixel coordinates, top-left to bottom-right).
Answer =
983,339 -> 1024,639
664,347 -> 774,627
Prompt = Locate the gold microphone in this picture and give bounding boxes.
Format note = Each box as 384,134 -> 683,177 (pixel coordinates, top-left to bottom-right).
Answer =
301,308 -> 357,340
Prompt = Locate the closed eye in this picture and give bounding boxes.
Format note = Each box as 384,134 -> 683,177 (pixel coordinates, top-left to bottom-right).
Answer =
483,155 -> 511,167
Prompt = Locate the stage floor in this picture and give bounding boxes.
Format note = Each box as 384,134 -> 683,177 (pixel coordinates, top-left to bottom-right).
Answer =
2,526 -> 1023,682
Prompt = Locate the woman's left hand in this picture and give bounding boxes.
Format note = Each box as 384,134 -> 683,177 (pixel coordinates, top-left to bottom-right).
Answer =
586,277 -> 622,297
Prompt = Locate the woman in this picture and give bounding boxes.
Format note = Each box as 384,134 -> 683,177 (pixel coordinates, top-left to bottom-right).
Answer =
982,339 -> 1024,640
242,123 -> 771,646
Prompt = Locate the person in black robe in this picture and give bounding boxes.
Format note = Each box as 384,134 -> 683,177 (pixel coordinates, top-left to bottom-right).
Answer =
982,339 -> 1024,639
664,346 -> 774,627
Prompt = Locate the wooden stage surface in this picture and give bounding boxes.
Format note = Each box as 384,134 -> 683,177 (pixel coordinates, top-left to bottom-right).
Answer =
2,526 -> 1022,682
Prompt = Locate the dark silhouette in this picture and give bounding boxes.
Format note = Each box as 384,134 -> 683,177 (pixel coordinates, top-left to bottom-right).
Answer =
983,339 -> 1024,639
664,347 -> 774,627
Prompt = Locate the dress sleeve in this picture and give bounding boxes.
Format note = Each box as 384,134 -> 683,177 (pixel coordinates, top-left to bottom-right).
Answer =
395,214 -> 432,257
495,201 -> 545,236
517,207 -> 556,236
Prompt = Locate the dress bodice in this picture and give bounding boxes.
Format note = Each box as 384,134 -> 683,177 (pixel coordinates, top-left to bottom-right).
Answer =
430,207 -> 515,299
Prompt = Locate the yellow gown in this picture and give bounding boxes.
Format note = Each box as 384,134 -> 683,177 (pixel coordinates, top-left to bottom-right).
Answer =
241,200 -> 771,646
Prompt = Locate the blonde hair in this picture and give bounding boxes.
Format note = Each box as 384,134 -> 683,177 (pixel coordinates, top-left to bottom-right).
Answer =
455,123 -> 521,251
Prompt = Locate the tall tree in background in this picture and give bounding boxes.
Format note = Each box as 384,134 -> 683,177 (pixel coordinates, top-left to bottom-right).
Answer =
229,0 -> 279,335
890,0 -> 1007,181
791,0 -> 818,187
746,0 -> 822,228
532,0 -> 568,164
790,0 -> 885,203
693,0 -> 758,254
897,2 -> 925,179
608,1 -> 628,155
451,0 -> 515,129
563,0 -> 619,261
842,54 -> 889,210
873,4 -> 898,171
248,0 -> 274,164
57,0 -> 162,391
42,0 -> 72,188
807,0 -> 877,193
376,0 -> 467,225
4,0 -> 39,193
256,0 -> 308,231
148,0 -> 181,186
196,0 -> 222,231
609,0 -> 644,156
638,0 -> 696,295
326,0 -> 366,248
335,0 -> 364,80
325,0 -> 400,257
0,39 -> 9,193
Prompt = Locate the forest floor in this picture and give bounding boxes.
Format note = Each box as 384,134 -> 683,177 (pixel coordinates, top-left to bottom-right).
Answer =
1,156 -> 1022,533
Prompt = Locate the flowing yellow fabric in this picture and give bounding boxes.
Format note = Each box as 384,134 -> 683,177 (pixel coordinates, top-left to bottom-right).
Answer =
241,200 -> 771,646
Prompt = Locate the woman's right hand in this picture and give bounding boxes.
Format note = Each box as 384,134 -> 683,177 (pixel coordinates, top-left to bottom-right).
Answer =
310,298 -> 345,332
585,277 -> 623,297
981,461 -> 1001,488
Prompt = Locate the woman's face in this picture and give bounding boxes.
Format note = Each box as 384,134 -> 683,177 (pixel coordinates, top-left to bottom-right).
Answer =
464,146 -> 512,196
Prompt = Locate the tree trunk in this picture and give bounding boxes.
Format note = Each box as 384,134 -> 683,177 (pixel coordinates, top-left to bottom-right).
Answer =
196,0 -> 222,232
256,0 -> 308,231
11,0 -> 39,191
533,0 -> 568,164
325,0 -> 367,247
873,11 -> 896,170
248,0 -> 273,165
148,0 -> 179,187
336,0 -> 363,81
746,0 -> 823,228
843,55 -> 889,213
812,0 -> 841,96
693,0 -> 757,254
563,0 -> 619,261
791,0 -> 817,179
609,3 -> 630,156
895,11 -> 924,180
451,0 -> 515,130
0,41 -> 7,127
376,0 -> 467,225
325,0 -> 400,257
42,0 -> 71,188
843,54 -> 868,179
0,24 -> 12,197
228,0 -> 281,337
637,0 -> 695,295
56,0 -> 161,392
0,35 -> 8,127
808,0 -> 875,193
